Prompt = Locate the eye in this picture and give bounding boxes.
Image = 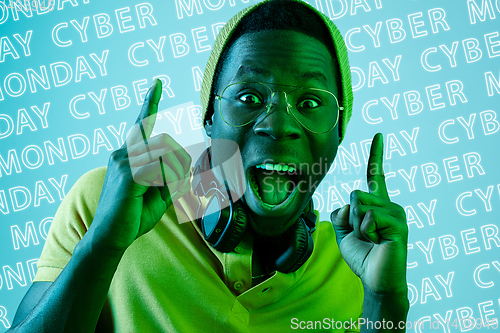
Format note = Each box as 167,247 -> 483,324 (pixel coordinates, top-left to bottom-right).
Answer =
238,93 -> 262,105
297,98 -> 320,109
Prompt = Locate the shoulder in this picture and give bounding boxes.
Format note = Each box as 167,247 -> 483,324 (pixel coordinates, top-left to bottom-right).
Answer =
317,219 -> 335,236
312,219 -> 342,257
71,166 -> 108,198
53,166 -> 108,231
35,167 -> 109,281
68,166 -> 107,206
310,210 -> 336,245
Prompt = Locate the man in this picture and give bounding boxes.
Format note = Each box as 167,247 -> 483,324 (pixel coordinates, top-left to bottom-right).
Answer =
8,0 -> 409,332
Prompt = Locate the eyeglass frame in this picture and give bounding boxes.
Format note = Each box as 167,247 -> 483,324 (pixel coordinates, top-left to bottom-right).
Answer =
214,81 -> 343,134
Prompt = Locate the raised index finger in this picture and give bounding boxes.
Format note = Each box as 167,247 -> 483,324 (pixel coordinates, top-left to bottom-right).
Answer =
124,79 -> 163,147
367,132 -> 390,200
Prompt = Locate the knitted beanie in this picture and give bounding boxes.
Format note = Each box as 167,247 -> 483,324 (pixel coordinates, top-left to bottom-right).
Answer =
200,0 -> 353,143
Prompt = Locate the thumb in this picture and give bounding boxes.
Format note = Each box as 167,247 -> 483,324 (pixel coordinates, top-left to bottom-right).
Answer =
330,205 -> 351,246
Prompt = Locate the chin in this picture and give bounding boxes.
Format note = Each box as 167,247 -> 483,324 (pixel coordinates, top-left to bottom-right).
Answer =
247,210 -> 298,237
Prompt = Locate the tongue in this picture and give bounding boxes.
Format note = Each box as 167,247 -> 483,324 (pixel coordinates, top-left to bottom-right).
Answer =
255,169 -> 295,205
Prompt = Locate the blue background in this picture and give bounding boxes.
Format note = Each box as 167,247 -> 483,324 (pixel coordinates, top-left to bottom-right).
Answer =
1,0 -> 499,330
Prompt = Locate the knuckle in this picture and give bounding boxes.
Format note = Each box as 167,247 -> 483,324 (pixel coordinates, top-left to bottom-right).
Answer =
330,208 -> 341,221
158,133 -> 169,142
350,190 -> 359,200
160,132 -> 172,142
118,158 -> 131,170
376,173 -> 386,179
159,146 -> 170,155
360,221 -> 370,234
109,149 -> 124,163
397,205 -> 406,219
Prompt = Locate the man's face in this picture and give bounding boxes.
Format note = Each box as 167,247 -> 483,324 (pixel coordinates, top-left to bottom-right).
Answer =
206,30 -> 340,236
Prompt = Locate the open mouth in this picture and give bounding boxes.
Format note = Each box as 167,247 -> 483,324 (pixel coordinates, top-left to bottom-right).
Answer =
247,163 -> 301,208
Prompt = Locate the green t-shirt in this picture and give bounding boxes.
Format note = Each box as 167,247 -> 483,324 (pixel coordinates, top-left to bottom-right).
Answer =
34,167 -> 363,332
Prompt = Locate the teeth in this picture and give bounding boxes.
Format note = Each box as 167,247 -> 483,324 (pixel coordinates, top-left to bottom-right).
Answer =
255,163 -> 295,173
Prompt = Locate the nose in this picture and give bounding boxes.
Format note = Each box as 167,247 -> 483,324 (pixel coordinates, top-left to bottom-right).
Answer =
253,91 -> 302,140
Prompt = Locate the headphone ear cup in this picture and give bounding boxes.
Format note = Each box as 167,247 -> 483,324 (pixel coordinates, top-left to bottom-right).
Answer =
199,189 -> 248,253
213,199 -> 247,253
272,219 -> 313,273
193,147 -> 248,253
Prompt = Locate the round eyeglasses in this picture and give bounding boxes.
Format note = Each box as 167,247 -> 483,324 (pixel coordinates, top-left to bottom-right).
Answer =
215,82 -> 342,134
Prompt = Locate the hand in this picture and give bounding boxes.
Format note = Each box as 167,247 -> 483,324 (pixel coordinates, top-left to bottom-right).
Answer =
330,133 -> 408,294
91,79 -> 192,253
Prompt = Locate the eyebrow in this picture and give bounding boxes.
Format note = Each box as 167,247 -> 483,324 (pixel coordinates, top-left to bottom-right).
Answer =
298,71 -> 328,87
234,65 -> 329,87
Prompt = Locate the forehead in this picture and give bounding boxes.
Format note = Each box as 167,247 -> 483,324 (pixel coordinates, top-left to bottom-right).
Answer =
218,30 -> 338,92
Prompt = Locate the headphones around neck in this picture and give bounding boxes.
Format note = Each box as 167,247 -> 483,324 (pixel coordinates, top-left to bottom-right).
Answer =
191,147 -> 317,274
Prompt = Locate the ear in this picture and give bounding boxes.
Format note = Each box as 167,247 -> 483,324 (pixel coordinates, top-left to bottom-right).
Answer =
205,116 -> 213,138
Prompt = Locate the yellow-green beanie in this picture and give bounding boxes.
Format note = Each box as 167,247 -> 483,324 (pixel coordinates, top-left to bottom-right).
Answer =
200,0 -> 353,144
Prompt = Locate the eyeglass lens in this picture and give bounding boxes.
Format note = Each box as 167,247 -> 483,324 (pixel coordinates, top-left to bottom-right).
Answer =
219,82 -> 339,133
